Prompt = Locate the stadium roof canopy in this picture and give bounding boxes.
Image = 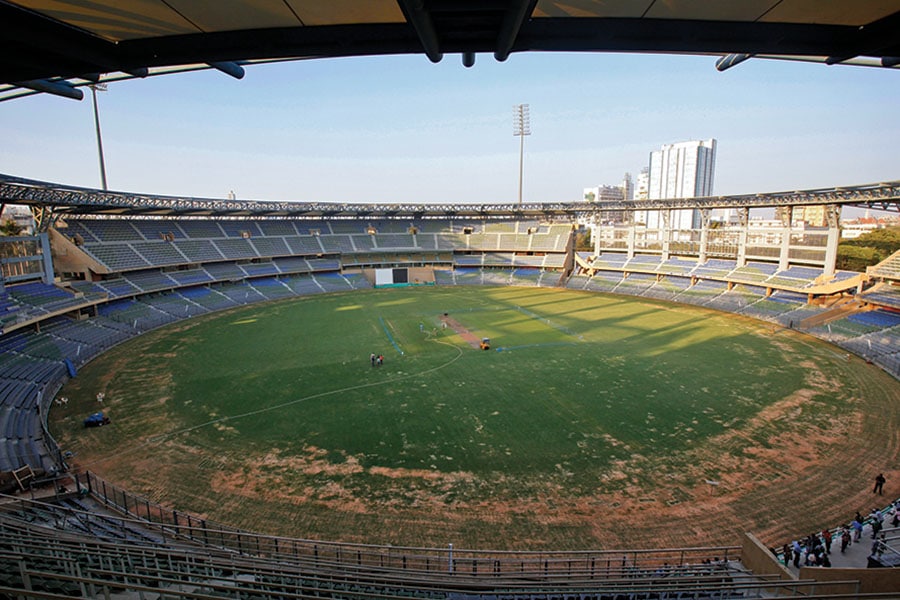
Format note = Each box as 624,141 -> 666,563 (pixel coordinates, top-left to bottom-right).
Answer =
2,173 -> 899,221
2,0 -> 900,100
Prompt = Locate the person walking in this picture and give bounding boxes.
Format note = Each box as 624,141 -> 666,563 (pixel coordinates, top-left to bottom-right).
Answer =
781,543 -> 792,566
840,527 -> 851,553
851,516 -> 863,542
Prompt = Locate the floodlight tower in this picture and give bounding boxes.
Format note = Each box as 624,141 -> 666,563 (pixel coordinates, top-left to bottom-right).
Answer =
513,103 -> 531,206
90,83 -> 108,191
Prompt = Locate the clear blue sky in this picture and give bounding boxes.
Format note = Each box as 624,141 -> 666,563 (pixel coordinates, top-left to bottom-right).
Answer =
1,52 -> 898,205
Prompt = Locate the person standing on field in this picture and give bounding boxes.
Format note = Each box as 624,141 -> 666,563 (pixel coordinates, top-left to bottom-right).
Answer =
874,473 -> 886,495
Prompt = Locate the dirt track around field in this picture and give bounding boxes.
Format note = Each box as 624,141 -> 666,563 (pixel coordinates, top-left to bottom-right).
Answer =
440,314 -> 483,349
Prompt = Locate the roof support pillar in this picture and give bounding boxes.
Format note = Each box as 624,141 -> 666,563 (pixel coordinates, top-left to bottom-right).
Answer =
736,207 -> 749,268
494,0 -> 539,62
779,206 -> 792,271
824,205 -> 841,276
661,209 -> 671,261
698,209 -> 711,264
397,0 -> 443,63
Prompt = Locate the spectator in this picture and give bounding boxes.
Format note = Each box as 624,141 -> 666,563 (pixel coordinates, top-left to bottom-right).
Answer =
840,527 -> 851,553
870,509 -> 883,538
851,517 -> 863,542
792,540 -> 802,568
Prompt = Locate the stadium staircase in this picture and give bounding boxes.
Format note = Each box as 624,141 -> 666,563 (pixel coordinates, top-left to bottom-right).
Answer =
867,249 -> 900,281
799,298 -> 868,330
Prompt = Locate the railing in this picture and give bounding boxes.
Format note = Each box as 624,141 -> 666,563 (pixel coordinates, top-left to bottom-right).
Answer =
82,470 -> 740,580
0,491 -> 886,598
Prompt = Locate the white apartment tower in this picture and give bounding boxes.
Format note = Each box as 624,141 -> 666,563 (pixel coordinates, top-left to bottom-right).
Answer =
649,139 -> 716,200
635,167 -> 650,201
644,139 -> 717,229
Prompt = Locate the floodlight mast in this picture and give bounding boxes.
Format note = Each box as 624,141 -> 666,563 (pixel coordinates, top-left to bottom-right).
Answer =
513,104 -> 531,206
90,83 -> 108,191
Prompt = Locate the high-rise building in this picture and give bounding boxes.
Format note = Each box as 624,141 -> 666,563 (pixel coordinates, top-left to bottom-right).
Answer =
635,168 -> 650,201
621,172 -> 634,201
643,139 -> 717,230
649,139 -> 716,200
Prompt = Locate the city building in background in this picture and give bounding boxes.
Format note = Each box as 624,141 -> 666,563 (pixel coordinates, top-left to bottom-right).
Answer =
621,172 -> 634,201
776,205 -> 827,228
635,168 -> 650,201
639,139 -> 717,230
583,173 -> 634,223
0,205 -> 35,235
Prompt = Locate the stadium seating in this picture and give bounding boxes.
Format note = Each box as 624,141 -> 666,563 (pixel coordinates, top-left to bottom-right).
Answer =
641,275 -> 693,301
704,284 -> 767,313
583,270 -> 625,293
673,279 -> 730,307
213,237 -> 258,260
509,268 -> 543,286
454,267 -> 483,285
122,269 -> 179,292
283,273 -> 325,295
78,219 -> 142,242
657,257 -> 699,275
249,236 -> 291,257
241,261 -> 280,277
130,240 -> 188,266
692,259 -> 737,279
1,486 -> 889,600
612,272 -> 657,295
173,239 -> 225,262
314,272 -> 355,292
624,254 -> 662,272
861,283 -> 900,309
849,310 -> 900,329
250,276 -> 296,300
95,277 -> 142,298
590,252 -> 629,270
202,261 -> 246,280
2,213 -> 900,600
166,268 -> 214,286
867,249 -> 900,280
98,298 -> 180,331
130,219 -> 186,240
178,286 -> 239,311
481,268 -> 513,285
433,269 -> 456,285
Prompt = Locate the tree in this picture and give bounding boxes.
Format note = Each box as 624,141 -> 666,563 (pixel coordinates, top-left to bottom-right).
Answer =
575,229 -> 592,251
0,218 -> 24,236
836,226 -> 900,271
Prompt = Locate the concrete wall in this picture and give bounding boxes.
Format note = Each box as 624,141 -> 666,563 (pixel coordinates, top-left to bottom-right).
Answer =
741,533 -> 794,594
48,228 -> 108,277
743,533 -> 900,595
407,267 -> 435,284
799,565 -> 900,595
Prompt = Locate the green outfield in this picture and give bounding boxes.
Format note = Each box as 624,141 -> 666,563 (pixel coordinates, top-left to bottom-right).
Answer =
49,286 -> 900,550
